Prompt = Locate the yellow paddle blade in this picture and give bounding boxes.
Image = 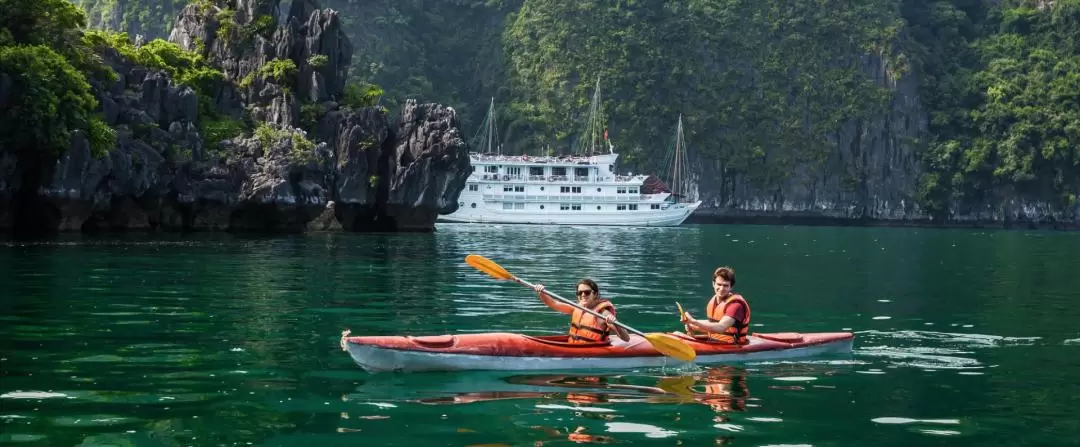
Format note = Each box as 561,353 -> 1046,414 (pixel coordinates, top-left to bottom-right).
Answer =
643,333 -> 697,362
675,301 -> 686,318
465,254 -> 513,280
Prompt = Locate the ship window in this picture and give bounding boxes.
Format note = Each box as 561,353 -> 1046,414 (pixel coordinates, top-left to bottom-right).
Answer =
617,205 -> 627,211
506,167 -> 522,176
514,186 -> 525,192
503,202 -> 513,210
552,167 -> 566,176
560,204 -> 570,210
515,203 -> 525,209
617,187 -> 627,194
629,188 -> 638,194
575,167 -> 589,177
468,184 -> 478,191
560,186 -> 569,193
529,167 -> 544,176
571,186 -> 581,193
484,166 -> 498,173
651,204 -> 660,209
629,204 -> 638,210
571,204 -> 581,211
503,185 -> 513,192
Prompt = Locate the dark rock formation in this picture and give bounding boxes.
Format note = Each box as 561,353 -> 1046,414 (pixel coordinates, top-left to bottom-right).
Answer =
696,51 -> 927,223
313,99 -> 471,231
0,0 -> 472,235
691,47 -> 1077,229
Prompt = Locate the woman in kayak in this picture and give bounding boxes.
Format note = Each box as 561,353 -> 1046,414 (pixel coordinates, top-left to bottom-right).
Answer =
680,266 -> 752,344
534,279 -> 632,344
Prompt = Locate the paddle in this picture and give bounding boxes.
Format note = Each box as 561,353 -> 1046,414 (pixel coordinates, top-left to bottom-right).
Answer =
464,254 -> 697,362
676,301 -> 695,336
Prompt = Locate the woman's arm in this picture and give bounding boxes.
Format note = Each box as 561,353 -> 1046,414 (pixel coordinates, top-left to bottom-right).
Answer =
534,284 -> 575,315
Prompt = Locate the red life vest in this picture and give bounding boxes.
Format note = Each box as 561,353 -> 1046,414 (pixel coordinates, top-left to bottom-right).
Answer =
705,294 -> 751,344
569,300 -> 615,343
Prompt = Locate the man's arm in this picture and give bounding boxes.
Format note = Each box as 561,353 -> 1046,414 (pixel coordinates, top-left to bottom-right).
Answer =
685,315 -> 735,333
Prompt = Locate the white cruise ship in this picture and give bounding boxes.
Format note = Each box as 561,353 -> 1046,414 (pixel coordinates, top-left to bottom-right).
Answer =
439,152 -> 701,226
439,82 -> 701,227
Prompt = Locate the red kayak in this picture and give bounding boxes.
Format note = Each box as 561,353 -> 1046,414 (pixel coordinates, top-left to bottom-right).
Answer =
341,331 -> 854,372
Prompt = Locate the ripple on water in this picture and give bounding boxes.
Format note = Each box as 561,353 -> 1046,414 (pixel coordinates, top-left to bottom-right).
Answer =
858,330 -> 1040,348
50,414 -> 142,427
0,434 -> 48,443
772,376 -> 817,382
605,422 -> 678,438
534,403 -> 617,413
856,345 -> 982,370
872,417 -> 960,425
0,391 -> 72,400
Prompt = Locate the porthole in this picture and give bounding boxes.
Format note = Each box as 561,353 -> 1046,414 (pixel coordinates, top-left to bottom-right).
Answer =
471,203 -> 477,208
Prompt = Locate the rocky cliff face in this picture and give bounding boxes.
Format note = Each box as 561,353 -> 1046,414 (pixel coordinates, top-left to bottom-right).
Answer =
696,51 -> 928,223
0,0 -> 472,235
691,42 -> 1077,229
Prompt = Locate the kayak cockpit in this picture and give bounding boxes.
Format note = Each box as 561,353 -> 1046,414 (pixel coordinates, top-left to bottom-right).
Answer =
520,334 -> 612,348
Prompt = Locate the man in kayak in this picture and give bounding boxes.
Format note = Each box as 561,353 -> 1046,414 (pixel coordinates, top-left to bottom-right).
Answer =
534,279 -> 632,343
680,266 -> 751,344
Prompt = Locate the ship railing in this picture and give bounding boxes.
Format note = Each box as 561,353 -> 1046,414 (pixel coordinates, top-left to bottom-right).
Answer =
481,194 -> 646,202
472,175 -> 647,184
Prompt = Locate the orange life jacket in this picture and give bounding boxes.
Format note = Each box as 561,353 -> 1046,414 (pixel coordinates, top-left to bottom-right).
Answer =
569,300 -> 615,343
705,294 -> 751,344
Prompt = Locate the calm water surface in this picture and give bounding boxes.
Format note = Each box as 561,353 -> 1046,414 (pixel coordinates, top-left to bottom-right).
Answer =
1,224 -> 1078,446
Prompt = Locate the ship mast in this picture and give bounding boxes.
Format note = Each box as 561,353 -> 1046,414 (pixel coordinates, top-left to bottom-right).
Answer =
577,76 -> 609,156
470,97 -> 500,154
672,114 -> 683,203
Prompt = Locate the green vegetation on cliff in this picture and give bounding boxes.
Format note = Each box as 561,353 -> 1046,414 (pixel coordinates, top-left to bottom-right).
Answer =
907,0 -> 1080,217
505,0 -> 901,186
72,0 -> 186,40
0,0 -> 115,159
1,0 -> 244,165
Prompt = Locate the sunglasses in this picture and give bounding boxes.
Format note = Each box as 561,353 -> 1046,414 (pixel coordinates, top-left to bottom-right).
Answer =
576,290 -> 595,297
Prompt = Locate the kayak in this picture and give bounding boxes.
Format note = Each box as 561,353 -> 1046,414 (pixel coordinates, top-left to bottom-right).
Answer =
341,331 -> 854,372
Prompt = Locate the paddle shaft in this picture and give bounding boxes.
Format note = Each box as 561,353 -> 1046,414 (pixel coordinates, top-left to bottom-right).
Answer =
511,276 -> 648,338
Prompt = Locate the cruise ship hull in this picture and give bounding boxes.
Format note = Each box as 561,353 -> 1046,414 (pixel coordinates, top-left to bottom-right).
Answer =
438,202 -> 701,227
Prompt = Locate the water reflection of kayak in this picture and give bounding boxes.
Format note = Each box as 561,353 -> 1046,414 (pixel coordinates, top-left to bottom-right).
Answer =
341,331 -> 853,372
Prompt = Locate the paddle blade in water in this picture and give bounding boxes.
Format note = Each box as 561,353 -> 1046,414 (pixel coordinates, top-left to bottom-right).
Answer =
644,333 -> 697,362
465,254 -> 513,280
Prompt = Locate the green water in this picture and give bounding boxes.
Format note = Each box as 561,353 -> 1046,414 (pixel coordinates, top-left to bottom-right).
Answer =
1,224 -> 1078,446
